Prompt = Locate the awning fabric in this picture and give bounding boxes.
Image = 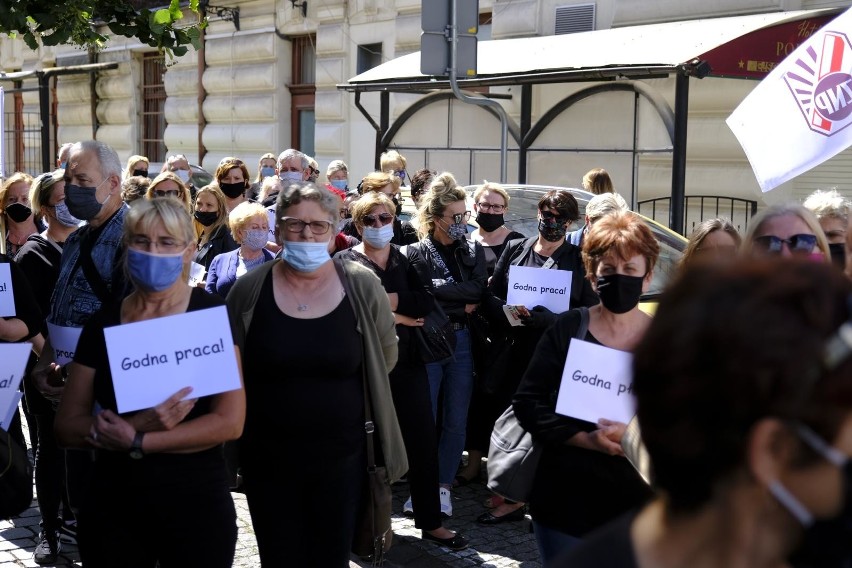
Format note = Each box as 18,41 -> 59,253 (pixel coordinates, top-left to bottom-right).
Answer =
339,8 -> 840,91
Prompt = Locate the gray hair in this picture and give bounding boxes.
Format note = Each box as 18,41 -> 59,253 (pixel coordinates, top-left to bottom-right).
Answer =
586,192 -> 629,224
277,149 -> 308,170
275,182 -> 340,229
57,142 -> 74,165
72,140 -> 122,181
326,159 -> 348,177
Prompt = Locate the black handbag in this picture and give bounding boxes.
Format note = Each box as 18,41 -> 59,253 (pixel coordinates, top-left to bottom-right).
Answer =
0,421 -> 33,520
414,303 -> 457,364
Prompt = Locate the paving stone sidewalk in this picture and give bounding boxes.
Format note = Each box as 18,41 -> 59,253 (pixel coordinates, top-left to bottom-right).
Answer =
1,443 -> 541,568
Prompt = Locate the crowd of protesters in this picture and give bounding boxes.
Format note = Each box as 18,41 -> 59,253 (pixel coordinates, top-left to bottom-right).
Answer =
3,144 -> 852,568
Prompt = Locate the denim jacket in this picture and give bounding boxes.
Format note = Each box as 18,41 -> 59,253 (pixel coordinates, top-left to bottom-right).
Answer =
49,205 -> 128,328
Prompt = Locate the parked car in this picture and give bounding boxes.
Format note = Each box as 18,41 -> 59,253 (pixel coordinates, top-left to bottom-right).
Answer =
461,184 -> 687,303
145,162 -> 214,190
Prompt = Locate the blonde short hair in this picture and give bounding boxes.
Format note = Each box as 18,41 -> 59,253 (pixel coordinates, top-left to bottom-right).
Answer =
743,203 -> 831,262
380,150 -> 406,171
29,170 -> 65,217
147,172 -> 192,213
123,198 -> 194,280
359,171 -> 396,195
473,181 -> 510,208
228,201 -> 269,244
803,188 -> 850,223
123,155 -> 149,179
0,173 -> 35,215
351,192 -> 396,232
582,168 -> 614,195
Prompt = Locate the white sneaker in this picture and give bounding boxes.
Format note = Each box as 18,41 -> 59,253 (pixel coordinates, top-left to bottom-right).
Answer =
403,496 -> 414,517
439,487 -> 453,518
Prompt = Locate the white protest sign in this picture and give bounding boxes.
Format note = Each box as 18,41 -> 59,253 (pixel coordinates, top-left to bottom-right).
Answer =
506,265 -> 573,314
47,322 -> 83,367
0,343 -> 31,431
555,339 -> 635,425
188,262 -> 206,286
104,306 -> 240,413
0,263 -> 15,317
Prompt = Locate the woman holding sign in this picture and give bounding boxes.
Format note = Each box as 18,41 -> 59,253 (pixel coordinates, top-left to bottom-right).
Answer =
55,198 -> 245,568
513,211 -> 658,563
474,189 -> 598,523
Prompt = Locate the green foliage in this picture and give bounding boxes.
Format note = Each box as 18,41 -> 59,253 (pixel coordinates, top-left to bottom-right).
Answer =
0,0 -> 207,58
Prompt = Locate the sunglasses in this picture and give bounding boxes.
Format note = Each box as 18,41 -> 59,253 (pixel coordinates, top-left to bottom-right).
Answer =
540,210 -> 569,222
153,190 -> 180,198
442,211 -> 471,225
753,234 -> 818,255
362,213 -> 394,227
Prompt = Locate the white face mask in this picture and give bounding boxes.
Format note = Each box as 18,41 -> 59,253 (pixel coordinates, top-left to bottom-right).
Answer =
280,171 -> 303,183
175,169 -> 191,183
362,223 -> 394,249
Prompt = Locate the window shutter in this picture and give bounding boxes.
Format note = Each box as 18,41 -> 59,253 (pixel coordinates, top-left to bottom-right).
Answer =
555,4 -> 596,35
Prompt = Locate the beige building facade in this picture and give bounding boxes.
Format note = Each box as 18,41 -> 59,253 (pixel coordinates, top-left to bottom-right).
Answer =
2,0 -> 851,232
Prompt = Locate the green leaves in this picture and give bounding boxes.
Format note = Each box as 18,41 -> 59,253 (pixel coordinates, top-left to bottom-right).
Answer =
0,0 -> 206,58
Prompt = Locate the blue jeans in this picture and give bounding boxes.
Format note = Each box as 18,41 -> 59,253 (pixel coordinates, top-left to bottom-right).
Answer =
426,328 -> 474,485
532,520 -> 581,566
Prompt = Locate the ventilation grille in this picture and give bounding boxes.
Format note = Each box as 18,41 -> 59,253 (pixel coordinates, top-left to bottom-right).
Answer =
555,4 -> 596,35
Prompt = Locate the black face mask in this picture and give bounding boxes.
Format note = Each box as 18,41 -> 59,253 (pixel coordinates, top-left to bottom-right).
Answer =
5,202 -> 32,223
194,210 -> 219,227
538,218 -> 567,242
476,212 -> 504,232
596,273 -> 645,314
132,169 -> 148,178
219,182 -> 245,199
829,242 -> 846,269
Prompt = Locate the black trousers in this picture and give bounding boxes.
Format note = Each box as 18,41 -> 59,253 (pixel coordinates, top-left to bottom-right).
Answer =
390,360 -> 442,530
33,410 -> 73,530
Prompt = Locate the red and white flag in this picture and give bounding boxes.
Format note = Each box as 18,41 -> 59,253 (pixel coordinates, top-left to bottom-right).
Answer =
727,8 -> 852,192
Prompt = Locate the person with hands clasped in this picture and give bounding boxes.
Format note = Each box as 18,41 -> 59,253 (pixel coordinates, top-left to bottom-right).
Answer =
474,189 -> 598,524
55,198 -> 245,568
512,211 -> 659,564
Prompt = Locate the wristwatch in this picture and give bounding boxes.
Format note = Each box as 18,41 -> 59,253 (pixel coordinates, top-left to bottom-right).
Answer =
129,431 -> 145,460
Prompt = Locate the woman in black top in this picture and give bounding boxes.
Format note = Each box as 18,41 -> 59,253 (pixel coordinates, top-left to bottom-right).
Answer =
14,170 -> 81,563
55,199 -> 245,568
336,191 -> 468,550
192,184 -> 238,282
474,190 -> 598,522
513,212 -> 658,564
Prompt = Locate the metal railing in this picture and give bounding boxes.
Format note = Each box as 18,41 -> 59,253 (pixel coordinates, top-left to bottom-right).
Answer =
3,111 -> 43,177
637,195 -> 758,235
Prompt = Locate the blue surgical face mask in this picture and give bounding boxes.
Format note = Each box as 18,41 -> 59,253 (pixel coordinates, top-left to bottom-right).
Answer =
281,240 -> 331,272
362,223 -> 394,249
126,248 -> 185,292
64,178 -> 111,221
280,171 -> 303,183
330,179 -> 348,191
260,166 -> 276,178
53,200 -> 82,228
241,228 -> 268,251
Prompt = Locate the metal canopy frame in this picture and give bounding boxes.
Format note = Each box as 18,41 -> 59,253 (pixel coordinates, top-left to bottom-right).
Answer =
0,62 -> 119,173
337,8 -> 842,234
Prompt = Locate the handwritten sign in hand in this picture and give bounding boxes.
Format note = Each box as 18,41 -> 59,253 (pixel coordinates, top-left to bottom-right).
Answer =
105,306 -> 241,414
0,343 -> 31,431
506,265 -> 572,314
555,339 -> 635,425
0,263 -> 15,317
46,323 -> 83,367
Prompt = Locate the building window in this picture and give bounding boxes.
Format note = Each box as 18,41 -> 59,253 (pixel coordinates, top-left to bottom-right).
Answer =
290,35 -> 316,156
141,53 -> 167,162
357,43 -> 383,75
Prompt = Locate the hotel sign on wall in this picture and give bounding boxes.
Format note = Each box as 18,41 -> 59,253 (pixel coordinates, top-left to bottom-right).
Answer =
703,16 -> 835,79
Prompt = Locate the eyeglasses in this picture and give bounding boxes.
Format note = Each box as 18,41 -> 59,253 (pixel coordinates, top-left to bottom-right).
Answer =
442,211 -> 471,225
129,235 -> 187,253
753,234 -> 818,255
394,170 -> 406,180
540,210 -> 569,222
280,217 -> 333,235
362,213 -> 394,227
477,202 -> 506,213
153,190 -> 180,198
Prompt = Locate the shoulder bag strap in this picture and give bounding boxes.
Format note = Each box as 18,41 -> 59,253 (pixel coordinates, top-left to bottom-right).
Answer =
77,231 -> 114,304
574,306 -> 590,340
421,237 -> 455,283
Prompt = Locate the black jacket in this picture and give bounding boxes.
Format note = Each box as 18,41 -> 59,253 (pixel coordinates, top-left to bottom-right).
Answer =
406,236 -> 487,321
194,224 -> 238,273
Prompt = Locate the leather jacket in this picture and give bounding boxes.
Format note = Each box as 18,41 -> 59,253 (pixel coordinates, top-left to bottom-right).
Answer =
407,235 -> 487,320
